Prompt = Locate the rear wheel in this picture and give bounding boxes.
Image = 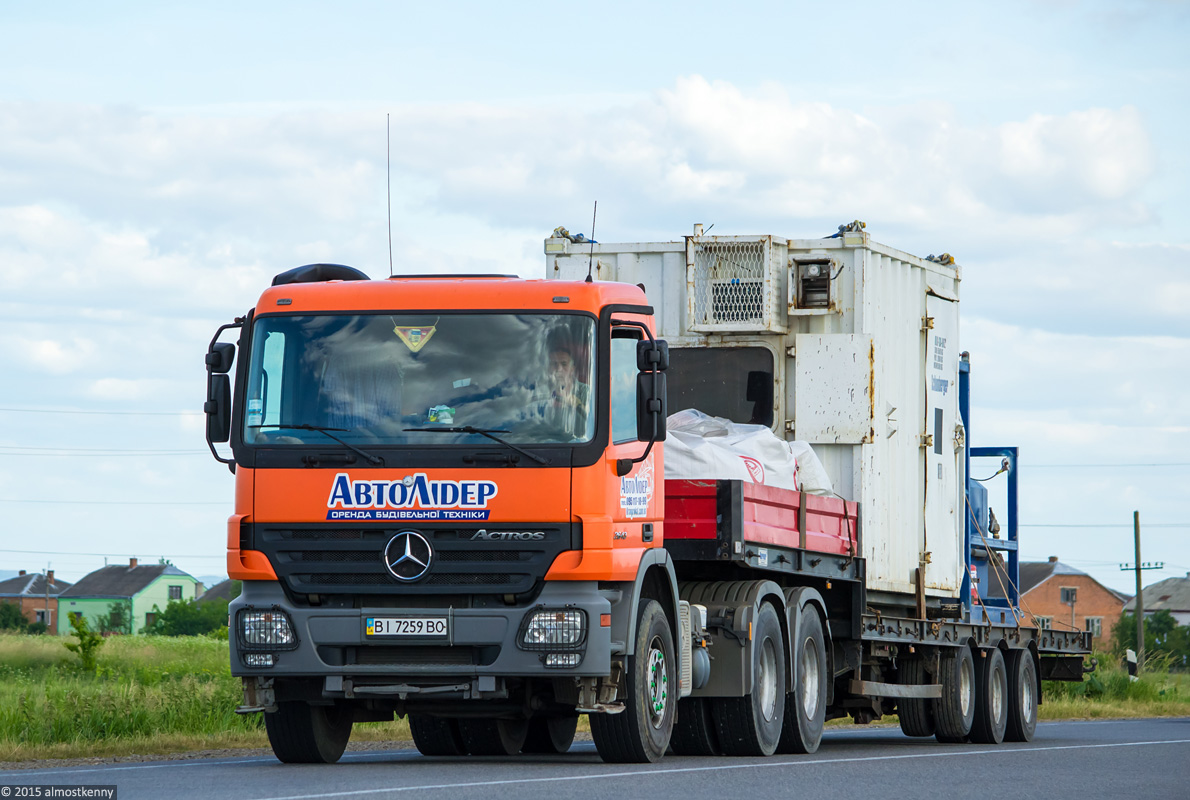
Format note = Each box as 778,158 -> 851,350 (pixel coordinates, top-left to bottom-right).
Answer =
409,714 -> 468,756
669,697 -> 721,756
713,602 -> 786,756
522,715 -> 578,754
897,658 -> 936,737
1004,649 -> 1038,742
970,648 -> 1008,744
777,605 -> 827,754
590,599 -> 676,763
933,645 -> 975,743
264,701 -> 353,764
457,718 -> 529,756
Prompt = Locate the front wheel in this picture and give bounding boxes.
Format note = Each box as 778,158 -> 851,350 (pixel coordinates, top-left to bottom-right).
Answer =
590,599 -> 676,763
264,701 -> 353,764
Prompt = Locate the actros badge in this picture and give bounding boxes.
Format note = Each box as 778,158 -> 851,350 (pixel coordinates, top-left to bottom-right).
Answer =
383,531 -> 433,581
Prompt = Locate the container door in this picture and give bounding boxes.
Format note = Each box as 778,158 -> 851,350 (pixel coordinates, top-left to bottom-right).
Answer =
923,293 -> 961,591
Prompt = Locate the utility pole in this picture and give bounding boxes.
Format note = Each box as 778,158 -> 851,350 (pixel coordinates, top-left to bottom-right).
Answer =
1119,511 -> 1164,675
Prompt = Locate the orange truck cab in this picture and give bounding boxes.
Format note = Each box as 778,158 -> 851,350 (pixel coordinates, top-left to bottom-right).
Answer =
206,265 -> 679,763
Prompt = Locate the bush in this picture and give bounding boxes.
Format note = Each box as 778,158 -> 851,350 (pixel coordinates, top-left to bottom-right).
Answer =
0,603 -> 27,632
141,598 -> 229,637
63,615 -> 105,672
1111,610 -> 1190,669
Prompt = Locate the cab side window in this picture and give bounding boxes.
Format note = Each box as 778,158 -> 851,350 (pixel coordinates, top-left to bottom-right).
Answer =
610,332 -> 640,444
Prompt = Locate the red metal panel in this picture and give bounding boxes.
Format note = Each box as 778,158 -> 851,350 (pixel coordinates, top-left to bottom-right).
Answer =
662,480 -> 718,540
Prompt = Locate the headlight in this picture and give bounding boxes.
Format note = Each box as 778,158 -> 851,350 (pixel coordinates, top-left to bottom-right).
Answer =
238,608 -> 298,650
243,652 -> 275,667
518,608 -> 586,651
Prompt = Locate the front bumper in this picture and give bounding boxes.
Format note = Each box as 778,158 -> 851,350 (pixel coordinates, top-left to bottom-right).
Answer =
229,580 -> 612,685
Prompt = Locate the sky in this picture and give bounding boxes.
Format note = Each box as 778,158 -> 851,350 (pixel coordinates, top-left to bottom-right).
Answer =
0,0 -> 1186,596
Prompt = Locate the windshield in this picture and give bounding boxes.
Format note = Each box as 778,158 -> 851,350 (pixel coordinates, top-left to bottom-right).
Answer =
243,313 -> 595,447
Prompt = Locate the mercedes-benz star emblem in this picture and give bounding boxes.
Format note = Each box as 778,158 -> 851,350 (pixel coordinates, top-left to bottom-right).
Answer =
383,531 -> 433,582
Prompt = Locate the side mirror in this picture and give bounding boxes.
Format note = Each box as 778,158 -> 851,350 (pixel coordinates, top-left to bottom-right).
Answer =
205,342 -> 235,374
205,374 -> 232,443
636,339 -> 669,371
636,371 -> 667,443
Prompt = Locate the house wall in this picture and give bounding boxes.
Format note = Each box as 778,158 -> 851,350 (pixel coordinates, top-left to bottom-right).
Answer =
56,597 -> 125,635
1,597 -> 62,632
132,574 -> 201,632
1022,574 -> 1126,646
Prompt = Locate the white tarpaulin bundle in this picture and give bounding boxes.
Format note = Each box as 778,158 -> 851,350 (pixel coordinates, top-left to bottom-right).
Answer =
665,409 -> 834,496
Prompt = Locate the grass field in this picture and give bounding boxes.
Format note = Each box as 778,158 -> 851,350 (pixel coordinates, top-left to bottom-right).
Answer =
1,635 -> 1185,762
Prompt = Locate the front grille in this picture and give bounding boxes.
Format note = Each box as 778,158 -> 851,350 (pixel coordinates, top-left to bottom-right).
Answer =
252,523 -> 575,596
353,646 -> 480,667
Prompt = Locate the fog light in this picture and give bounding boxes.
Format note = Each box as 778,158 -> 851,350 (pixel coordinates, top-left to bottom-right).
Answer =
243,652 -> 275,667
544,652 -> 582,668
518,608 -> 586,650
239,608 -> 298,649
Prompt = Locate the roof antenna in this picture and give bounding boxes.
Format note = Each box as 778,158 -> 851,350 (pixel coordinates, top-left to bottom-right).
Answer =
585,200 -> 597,283
387,112 -> 394,278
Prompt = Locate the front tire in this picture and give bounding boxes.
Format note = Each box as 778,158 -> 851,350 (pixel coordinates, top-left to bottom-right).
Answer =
713,602 -> 786,756
933,646 -> 976,743
590,599 -> 676,763
264,701 -> 353,764
1005,649 -> 1038,742
777,605 -> 827,754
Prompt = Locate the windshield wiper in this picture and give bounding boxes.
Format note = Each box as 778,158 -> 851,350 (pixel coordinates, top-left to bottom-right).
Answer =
405,426 -> 550,466
250,423 -> 384,466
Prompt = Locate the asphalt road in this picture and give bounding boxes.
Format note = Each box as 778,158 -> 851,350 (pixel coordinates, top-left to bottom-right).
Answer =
3,719 -> 1187,800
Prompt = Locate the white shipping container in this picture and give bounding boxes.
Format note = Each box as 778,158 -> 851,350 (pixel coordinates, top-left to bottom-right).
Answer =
545,224 -> 965,600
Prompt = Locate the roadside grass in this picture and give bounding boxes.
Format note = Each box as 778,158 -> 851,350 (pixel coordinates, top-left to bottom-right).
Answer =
2,635 -> 1186,762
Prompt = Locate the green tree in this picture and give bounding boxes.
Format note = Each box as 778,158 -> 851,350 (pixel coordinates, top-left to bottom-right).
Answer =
98,600 -> 133,635
1112,610 -> 1190,666
142,597 -> 230,636
63,613 -> 105,671
0,602 -> 28,631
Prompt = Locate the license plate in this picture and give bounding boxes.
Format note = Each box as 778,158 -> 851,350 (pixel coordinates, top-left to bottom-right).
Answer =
365,617 -> 448,637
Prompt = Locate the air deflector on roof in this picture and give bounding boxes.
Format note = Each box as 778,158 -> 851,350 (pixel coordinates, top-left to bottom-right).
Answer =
272,263 -> 370,286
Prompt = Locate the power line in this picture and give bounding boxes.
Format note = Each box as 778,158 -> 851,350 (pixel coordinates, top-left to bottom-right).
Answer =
1020,523 -> 1189,528
0,407 -> 200,416
0,499 -> 223,506
0,548 -> 225,558
1026,463 -> 1190,468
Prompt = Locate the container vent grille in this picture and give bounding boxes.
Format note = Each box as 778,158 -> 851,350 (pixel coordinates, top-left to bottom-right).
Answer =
688,238 -> 781,332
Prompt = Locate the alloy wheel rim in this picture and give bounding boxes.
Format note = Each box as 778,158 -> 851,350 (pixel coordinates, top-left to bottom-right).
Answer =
646,638 -> 669,728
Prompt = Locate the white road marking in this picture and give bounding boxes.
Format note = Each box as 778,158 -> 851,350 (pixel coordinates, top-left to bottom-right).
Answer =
245,738 -> 1190,800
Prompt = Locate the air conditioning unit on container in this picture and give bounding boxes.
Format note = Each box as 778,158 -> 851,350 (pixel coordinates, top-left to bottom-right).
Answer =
686,235 -> 787,333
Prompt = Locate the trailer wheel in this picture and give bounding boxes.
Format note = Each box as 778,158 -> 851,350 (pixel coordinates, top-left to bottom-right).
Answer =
521,715 -> 578,754
590,599 -> 676,763
669,697 -> 722,756
713,602 -> 786,756
896,658 -> 936,737
970,648 -> 1008,744
933,645 -> 975,743
458,718 -> 529,756
1004,649 -> 1038,742
777,605 -> 827,754
409,714 -> 468,756
264,701 -> 353,764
